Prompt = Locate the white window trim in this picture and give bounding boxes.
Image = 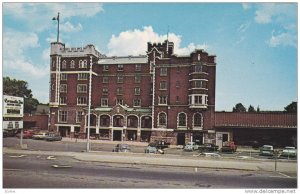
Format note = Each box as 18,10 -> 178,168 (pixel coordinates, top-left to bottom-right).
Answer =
101,98 -> 109,107
157,112 -> 167,128
177,112 -> 187,128
77,84 -> 88,93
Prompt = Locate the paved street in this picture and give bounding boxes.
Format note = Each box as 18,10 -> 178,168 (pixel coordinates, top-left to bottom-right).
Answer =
3,153 -> 297,188
3,137 -> 297,188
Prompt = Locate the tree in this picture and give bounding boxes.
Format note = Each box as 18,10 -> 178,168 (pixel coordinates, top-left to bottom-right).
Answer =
284,101 -> 297,113
248,105 -> 256,112
3,77 -> 39,113
232,103 -> 246,112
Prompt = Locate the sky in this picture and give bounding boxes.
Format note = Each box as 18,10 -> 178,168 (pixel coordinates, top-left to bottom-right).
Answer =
2,2 -> 298,111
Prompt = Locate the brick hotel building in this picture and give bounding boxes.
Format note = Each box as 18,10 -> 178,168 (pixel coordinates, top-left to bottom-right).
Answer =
49,40 -> 217,145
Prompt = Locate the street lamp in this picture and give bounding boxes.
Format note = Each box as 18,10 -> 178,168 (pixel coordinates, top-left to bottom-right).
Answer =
52,12 -> 60,43
87,56 -> 93,152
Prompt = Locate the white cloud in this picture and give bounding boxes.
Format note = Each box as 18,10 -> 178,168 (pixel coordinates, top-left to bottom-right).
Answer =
42,48 -> 51,62
242,3 -> 252,10
3,3 -> 103,32
60,21 -> 83,32
254,3 -> 296,24
267,31 -> 296,48
107,26 -> 208,56
238,21 -> 251,33
3,29 -> 48,78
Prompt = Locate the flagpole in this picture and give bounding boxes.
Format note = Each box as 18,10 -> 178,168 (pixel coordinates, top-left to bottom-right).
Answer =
52,12 -> 60,43
57,12 -> 60,43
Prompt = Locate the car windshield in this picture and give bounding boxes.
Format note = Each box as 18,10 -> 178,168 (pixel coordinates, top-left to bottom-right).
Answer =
262,146 -> 272,150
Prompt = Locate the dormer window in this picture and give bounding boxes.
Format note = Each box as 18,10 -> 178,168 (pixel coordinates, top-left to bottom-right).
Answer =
198,54 -> 201,61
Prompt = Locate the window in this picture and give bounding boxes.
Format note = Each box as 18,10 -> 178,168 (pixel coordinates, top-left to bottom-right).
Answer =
103,65 -> 109,71
117,87 -> 123,95
60,84 -> 67,93
117,76 -> 123,83
78,73 -> 88,80
134,87 -> 140,95
133,99 -> 141,107
79,60 -> 88,68
77,96 -> 87,105
77,84 -> 87,93
159,96 -> 167,105
52,60 -> 56,69
135,64 -> 141,71
116,99 -> 123,105
117,64 -> 123,71
176,81 -> 180,88
194,80 -> 207,88
101,98 -> 108,107
76,111 -> 83,123
178,113 -> 186,127
194,113 -> 203,127
70,60 -> 75,68
176,96 -> 180,103
62,60 -> 67,69
59,111 -> 68,123
195,95 -> 202,104
160,81 -> 167,90
102,88 -> 108,95
158,112 -> 167,127
135,75 -> 141,83
176,66 -> 180,73
160,67 -> 167,76
100,115 -> 110,127
198,54 -> 201,61
59,96 -> 67,105
60,73 -> 67,80
195,65 -> 202,72
103,76 -> 109,83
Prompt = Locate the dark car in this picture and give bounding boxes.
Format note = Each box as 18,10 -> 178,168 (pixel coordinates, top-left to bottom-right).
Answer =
45,133 -> 62,141
112,144 -> 131,152
154,140 -> 170,149
198,144 -> 219,153
145,143 -> 164,154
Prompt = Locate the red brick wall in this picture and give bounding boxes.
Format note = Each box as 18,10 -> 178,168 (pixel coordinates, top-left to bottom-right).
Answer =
24,114 -> 49,131
215,112 -> 297,128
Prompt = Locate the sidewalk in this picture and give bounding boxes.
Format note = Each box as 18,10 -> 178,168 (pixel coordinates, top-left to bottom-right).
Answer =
3,147 -> 297,175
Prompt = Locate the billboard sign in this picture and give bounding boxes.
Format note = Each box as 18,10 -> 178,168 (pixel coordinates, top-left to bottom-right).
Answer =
3,95 -> 24,117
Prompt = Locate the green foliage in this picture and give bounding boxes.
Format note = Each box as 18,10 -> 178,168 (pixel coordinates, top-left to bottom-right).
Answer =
248,105 -> 256,112
284,101 -> 297,113
232,103 -> 246,112
3,76 -> 39,113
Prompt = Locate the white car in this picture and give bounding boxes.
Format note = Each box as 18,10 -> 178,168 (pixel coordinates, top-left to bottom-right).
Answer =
281,146 -> 297,158
184,142 -> 199,151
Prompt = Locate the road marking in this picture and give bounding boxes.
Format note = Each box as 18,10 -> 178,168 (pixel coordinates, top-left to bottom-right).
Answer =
9,155 -> 26,158
47,156 -> 56,160
4,168 -> 23,171
51,165 -> 72,168
277,172 -> 292,178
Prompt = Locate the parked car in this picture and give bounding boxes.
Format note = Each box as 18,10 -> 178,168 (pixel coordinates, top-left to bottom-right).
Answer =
154,140 -> 170,149
281,146 -> 297,158
198,144 -> 219,153
32,132 -> 49,140
220,141 -> 237,153
45,133 -> 62,141
112,144 -> 131,152
259,145 -> 274,156
16,130 -> 35,139
145,143 -> 164,154
184,142 -> 199,151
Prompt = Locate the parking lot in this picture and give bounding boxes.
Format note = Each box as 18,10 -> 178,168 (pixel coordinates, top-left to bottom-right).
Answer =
3,137 -> 297,161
